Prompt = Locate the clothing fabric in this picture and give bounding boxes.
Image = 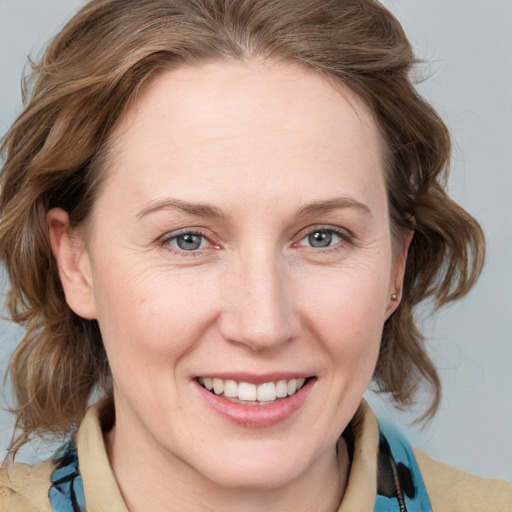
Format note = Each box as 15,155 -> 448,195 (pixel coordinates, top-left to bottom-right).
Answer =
1,399 -> 511,511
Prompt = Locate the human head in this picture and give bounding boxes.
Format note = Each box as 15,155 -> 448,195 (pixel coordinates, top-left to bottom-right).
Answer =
0,0 -> 484,450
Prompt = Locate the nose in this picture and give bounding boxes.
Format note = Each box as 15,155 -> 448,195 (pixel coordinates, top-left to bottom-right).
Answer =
218,248 -> 298,352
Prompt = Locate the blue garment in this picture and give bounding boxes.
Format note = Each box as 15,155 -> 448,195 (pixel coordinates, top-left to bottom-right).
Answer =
48,423 -> 431,511
49,443 -> 85,512
375,421 -> 432,511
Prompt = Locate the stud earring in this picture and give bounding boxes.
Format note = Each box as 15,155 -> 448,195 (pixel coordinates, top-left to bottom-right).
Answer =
391,293 -> 398,301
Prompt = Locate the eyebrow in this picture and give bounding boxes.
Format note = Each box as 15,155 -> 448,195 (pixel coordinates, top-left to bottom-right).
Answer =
296,196 -> 372,218
136,195 -> 371,221
136,198 -> 227,220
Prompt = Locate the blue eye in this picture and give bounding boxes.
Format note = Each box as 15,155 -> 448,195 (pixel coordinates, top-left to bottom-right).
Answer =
167,232 -> 209,251
299,229 -> 344,249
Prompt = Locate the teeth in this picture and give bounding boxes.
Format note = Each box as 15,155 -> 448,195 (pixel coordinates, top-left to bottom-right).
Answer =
276,380 -> 288,398
257,382 -> 276,402
238,382 -> 257,401
287,379 -> 297,395
223,380 -> 238,397
213,378 -> 224,395
198,377 -> 308,404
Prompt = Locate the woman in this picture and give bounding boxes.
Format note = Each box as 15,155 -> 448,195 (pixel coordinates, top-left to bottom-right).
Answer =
0,0 -> 510,510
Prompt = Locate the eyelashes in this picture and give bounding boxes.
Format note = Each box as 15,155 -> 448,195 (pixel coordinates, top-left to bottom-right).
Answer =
158,225 -> 353,257
295,226 -> 352,251
165,232 -> 210,251
158,228 -> 218,257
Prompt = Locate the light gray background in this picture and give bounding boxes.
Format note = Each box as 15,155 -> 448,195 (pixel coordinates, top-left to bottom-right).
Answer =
0,0 -> 511,480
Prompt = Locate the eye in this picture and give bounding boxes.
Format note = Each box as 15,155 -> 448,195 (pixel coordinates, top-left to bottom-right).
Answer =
297,227 -> 348,249
306,230 -> 338,248
163,231 -> 211,252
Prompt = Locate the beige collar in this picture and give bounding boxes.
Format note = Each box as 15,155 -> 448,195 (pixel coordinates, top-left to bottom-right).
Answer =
77,399 -> 128,511
338,400 -> 379,512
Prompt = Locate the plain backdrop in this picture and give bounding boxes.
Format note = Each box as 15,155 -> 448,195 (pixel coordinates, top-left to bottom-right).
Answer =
0,0 -> 511,480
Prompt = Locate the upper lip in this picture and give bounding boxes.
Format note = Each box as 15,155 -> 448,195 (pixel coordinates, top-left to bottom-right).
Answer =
195,372 -> 314,385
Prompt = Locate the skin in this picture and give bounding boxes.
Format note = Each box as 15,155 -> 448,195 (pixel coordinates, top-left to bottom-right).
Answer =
49,60 -> 411,511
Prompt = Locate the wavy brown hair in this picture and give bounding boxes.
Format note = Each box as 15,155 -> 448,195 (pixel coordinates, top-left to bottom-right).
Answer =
0,0 -> 484,452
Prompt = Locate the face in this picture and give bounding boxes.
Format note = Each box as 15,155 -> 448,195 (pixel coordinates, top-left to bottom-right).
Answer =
53,61 -> 409,491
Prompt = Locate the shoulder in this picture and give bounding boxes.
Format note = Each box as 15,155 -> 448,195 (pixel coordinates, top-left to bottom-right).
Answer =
414,446 -> 512,512
0,458 -> 53,511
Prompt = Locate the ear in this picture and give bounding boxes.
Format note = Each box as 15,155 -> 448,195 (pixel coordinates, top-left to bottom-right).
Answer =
48,208 -> 97,319
385,227 -> 414,318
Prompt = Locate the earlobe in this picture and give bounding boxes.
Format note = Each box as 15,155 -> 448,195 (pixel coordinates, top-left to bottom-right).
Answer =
48,208 -> 97,319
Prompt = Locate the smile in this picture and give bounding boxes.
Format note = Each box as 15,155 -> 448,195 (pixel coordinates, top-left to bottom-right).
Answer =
197,377 -> 307,405
195,375 -> 315,428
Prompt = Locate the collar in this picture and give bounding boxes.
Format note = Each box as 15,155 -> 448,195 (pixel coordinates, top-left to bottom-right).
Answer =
76,399 -> 127,511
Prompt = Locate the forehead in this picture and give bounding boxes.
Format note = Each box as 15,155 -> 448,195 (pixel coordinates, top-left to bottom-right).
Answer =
99,60 -> 385,214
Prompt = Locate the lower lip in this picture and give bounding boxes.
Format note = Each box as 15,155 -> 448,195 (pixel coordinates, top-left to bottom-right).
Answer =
195,379 -> 315,428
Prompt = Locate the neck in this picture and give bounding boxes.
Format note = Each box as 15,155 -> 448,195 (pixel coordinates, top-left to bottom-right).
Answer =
106,424 -> 349,512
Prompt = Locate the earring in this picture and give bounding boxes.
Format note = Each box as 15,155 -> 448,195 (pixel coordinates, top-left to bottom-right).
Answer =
391,293 -> 398,301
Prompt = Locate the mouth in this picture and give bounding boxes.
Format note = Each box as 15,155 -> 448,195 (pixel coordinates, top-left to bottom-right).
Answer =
195,374 -> 315,427
197,377 -> 309,406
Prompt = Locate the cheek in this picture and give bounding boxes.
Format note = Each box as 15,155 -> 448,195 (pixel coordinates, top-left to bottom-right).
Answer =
298,265 -> 389,363
90,260 -> 219,374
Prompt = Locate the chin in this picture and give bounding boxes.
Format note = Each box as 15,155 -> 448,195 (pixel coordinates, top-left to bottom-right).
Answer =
184,437 -> 321,491
201,461 -> 305,491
